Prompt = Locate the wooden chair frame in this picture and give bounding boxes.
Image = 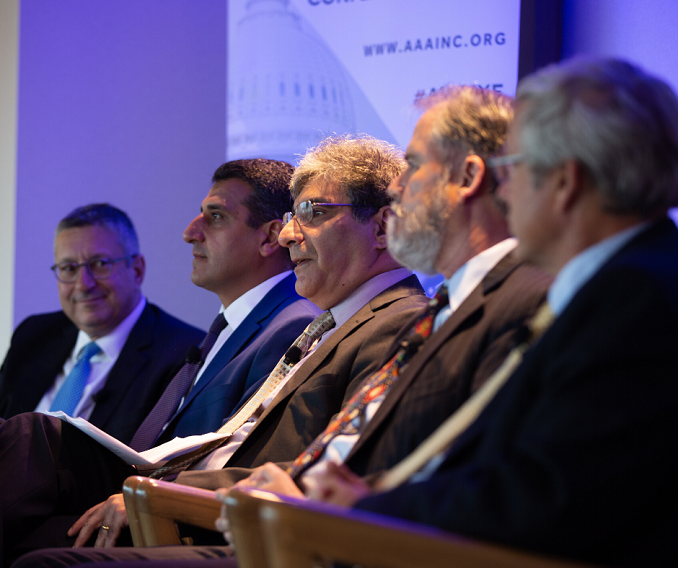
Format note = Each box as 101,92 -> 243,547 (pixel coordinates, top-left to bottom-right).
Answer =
122,476 -> 596,568
123,476 -> 221,547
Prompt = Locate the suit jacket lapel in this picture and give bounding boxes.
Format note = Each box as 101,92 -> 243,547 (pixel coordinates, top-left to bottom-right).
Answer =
89,304 -> 155,428
179,317 -> 260,412
172,274 -> 299,420
346,254 -> 522,462
248,275 -> 423,434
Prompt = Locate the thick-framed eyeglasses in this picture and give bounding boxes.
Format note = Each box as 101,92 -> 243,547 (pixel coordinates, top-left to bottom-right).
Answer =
51,255 -> 137,283
487,153 -> 525,185
282,201 -> 374,226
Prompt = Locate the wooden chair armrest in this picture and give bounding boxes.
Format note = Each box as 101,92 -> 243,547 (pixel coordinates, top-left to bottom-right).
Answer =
122,476 -> 222,547
224,488 -> 290,568
252,493 -> 598,568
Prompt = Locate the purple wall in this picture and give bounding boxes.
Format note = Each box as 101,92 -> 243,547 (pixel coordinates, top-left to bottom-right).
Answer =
15,0 -> 226,330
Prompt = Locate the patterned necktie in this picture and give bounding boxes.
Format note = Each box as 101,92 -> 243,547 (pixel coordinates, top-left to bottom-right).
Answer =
286,284 -> 450,479
129,313 -> 228,452
376,302 -> 555,490
49,341 -> 101,416
149,310 -> 336,479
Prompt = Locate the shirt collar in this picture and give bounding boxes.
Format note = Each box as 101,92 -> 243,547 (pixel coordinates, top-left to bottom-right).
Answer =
444,238 -> 518,312
329,268 -> 412,328
548,222 -> 650,316
75,295 -> 147,360
221,271 -> 293,331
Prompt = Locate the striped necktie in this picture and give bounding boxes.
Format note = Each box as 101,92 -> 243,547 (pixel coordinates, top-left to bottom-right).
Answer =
286,285 -> 449,479
376,302 -> 555,490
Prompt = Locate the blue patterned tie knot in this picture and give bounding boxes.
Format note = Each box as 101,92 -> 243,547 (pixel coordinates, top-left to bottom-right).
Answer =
49,341 -> 102,416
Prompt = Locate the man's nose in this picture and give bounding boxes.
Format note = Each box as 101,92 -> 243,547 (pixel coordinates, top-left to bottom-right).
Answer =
183,215 -> 204,243
74,264 -> 97,289
387,172 -> 404,200
278,217 -> 303,248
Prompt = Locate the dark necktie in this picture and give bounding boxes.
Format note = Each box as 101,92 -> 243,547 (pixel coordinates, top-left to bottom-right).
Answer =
286,284 -> 450,479
49,341 -> 101,416
129,313 -> 228,452
149,310 -> 335,479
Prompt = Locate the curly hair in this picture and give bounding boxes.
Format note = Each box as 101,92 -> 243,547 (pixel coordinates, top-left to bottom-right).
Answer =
290,134 -> 405,223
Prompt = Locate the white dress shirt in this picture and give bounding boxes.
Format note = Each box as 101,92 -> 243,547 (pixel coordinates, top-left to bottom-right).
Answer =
192,270 -> 293,388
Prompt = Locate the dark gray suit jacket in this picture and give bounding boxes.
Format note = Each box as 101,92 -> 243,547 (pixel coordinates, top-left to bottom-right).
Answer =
345,254 -> 550,476
175,274 -> 428,489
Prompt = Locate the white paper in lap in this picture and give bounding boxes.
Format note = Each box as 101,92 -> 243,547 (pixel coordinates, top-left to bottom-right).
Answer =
43,411 -> 226,466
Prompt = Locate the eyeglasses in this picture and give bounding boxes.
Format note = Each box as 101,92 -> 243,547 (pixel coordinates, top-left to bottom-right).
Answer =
51,255 -> 137,283
487,153 -> 525,185
282,201 -> 375,226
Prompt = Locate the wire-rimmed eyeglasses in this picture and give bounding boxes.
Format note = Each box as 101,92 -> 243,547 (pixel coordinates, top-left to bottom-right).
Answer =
51,255 -> 137,283
282,201 -> 375,226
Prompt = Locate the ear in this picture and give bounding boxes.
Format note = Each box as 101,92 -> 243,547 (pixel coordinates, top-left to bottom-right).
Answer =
258,219 -> 284,258
132,254 -> 146,286
457,155 -> 486,200
372,205 -> 390,250
553,159 -> 586,214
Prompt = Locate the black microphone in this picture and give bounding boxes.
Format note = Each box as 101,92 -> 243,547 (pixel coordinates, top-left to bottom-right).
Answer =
512,324 -> 531,348
91,391 -> 109,404
185,345 -> 202,365
283,345 -> 302,366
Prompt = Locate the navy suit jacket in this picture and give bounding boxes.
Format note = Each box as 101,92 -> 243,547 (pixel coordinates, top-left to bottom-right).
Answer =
157,273 -> 321,443
357,219 -> 678,567
0,303 -> 204,444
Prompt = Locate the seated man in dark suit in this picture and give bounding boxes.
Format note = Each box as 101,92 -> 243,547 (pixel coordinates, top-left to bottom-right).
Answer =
307,59 -> 678,568
0,136 -> 427,564
0,203 -> 204,444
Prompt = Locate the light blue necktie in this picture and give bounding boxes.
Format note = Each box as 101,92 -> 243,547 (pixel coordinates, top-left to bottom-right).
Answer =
49,341 -> 102,416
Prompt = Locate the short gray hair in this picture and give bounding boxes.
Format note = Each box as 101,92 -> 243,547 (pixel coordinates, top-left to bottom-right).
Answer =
418,85 -> 514,169
56,203 -> 139,256
516,57 -> 678,215
290,134 -> 405,223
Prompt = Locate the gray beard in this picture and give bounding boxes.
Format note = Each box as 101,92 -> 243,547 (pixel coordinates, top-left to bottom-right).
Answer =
387,201 -> 446,275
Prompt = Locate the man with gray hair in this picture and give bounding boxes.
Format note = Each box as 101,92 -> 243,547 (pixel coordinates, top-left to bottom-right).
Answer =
350,58 -> 678,567
0,204 -> 204,444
